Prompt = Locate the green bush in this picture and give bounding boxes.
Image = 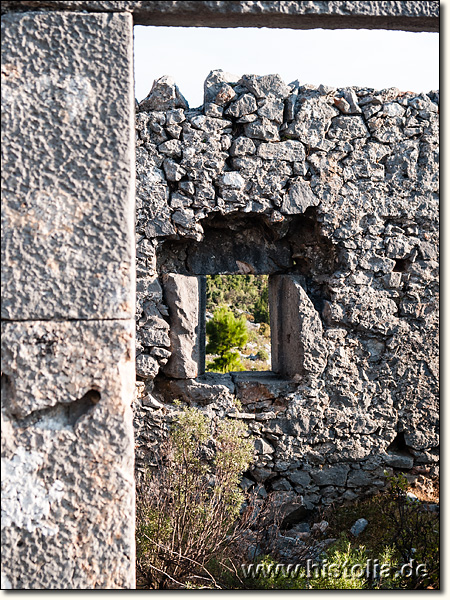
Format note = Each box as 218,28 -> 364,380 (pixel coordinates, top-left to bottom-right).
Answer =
136,405 -> 254,589
206,306 -> 248,373
324,473 -> 439,590
256,347 -> 269,362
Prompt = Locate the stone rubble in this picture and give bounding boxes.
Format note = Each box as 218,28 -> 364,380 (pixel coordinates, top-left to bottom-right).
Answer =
134,70 -> 439,509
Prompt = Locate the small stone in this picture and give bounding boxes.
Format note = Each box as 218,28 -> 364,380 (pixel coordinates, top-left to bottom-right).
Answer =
219,172 -> 245,190
312,520 -> 329,534
237,113 -> 258,124
240,74 -> 290,100
226,93 -> 258,118
172,209 -> 196,228
381,102 -> 406,117
257,98 -> 284,123
251,467 -> 273,482
350,518 -> 368,537
204,103 -> 223,118
254,438 -> 274,454
328,116 -> 369,141
244,118 -> 280,141
288,470 -> 311,488
230,136 -> 256,156
204,69 -> 238,105
163,159 -> 186,181
271,478 -> 293,491
158,139 -> 182,157
258,140 -> 305,162
334,89 -> 361,114
136,354 -> 160,379
165,108 -> 186,125
310,465 -> 349,487
142,394 -> 164,409
281,179 -> 319,214
165,124 -> 182,139
178,181 -> 195,196
139,76 -> 188,111
190,115 -> 231,132
383,453 -> 414,469
334,97 -> 351,113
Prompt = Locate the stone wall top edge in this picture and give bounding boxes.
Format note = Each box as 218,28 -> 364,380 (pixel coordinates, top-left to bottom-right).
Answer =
1,1 -> 439,32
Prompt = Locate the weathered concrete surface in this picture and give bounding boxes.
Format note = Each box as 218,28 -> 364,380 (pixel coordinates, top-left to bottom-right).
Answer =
1,8 -> 136,591
1,320 -> 135,589
1,11 -> 135,320
0,1 -> 439,32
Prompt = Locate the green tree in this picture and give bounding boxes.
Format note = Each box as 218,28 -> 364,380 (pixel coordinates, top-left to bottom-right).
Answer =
206,274 -> 270,324
206,306 -> 248,373
253,285 -> 269,324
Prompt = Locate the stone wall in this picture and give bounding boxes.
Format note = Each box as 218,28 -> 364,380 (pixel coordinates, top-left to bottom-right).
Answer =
134,71 -> 439,509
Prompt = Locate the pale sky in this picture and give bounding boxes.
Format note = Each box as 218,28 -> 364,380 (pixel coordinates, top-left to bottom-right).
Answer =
134,26 -> 439,108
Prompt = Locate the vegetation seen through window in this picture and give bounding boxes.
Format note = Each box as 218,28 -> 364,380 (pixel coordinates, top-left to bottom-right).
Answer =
205,275 -> 270,373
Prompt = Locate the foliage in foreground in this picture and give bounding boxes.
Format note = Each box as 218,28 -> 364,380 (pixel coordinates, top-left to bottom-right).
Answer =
136,429 -> 439,591
136,404 -> 254,589
206,306 -> 248,373
233,474 -> 439,591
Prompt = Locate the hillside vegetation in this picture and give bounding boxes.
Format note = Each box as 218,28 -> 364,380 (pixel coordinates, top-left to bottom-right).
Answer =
205,275 -> 271,372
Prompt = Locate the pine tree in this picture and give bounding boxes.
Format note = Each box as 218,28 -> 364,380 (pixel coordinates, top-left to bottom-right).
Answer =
206,306 -> 248,373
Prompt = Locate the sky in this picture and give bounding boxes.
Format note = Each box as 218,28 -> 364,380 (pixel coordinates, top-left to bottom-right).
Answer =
134,26 -> 439,108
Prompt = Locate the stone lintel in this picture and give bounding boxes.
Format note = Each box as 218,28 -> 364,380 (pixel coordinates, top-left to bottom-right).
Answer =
1,1 -> 439,33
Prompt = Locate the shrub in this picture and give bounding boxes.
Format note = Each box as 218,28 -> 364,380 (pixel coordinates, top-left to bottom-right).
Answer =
378,472 -> 440,589
324,473 -> 439,590
206,274 -> 269,323
136,405 -> 254,589
256,347 -> 269,362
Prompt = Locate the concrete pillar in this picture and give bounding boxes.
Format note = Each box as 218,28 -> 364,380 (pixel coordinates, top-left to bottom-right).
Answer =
1,10 -> 135,589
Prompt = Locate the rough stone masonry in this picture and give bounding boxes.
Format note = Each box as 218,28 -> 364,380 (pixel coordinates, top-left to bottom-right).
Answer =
134,70 -> 439,510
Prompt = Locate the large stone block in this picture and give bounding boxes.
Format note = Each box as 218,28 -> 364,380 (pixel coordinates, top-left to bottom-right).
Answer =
1,2 -> 440,32
269,275 -> 328,379
1,11 -> 135,320
1,319 -> 135,589
161,274 -> 202,378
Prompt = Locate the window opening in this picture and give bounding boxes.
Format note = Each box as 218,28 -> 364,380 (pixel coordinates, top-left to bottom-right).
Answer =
205,274 -> 271,373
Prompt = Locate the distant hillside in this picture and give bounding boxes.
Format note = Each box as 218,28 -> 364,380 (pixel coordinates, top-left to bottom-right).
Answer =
206,274 -> 269,324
